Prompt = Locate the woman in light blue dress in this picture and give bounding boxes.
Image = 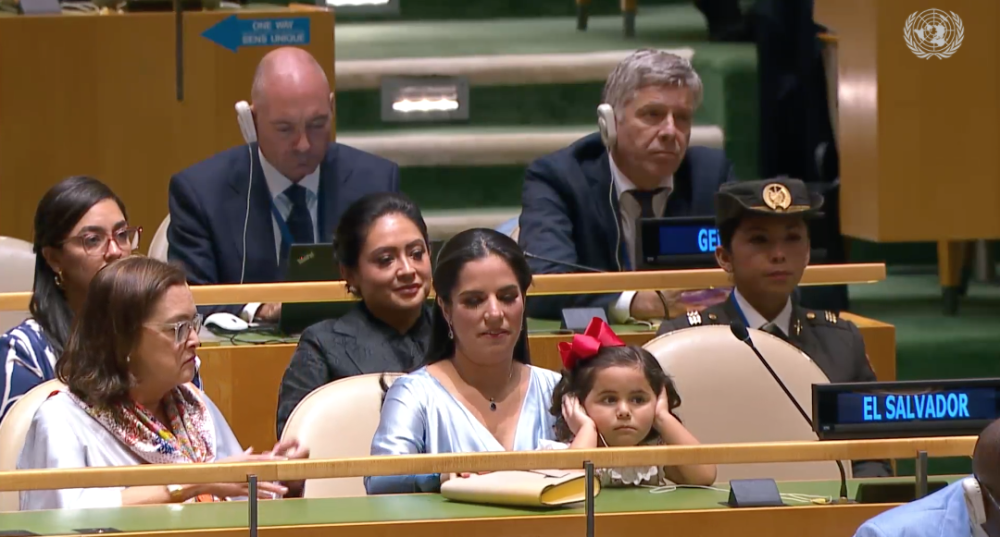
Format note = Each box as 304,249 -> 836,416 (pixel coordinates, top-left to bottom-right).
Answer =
365,229 -> 560,495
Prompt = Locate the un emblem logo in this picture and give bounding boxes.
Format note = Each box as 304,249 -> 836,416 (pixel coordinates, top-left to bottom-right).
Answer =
904,9 -> 964,59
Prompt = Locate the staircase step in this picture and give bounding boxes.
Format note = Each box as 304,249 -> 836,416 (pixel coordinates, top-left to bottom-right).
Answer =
340,125 -> 724,167
423,208 -> 520,239
337,48 -> 694,90
333,5 -> 711,60
329,0 -> 685,23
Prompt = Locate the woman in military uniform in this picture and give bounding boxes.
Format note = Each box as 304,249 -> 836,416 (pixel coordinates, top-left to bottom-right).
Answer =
656,177 -> 889,477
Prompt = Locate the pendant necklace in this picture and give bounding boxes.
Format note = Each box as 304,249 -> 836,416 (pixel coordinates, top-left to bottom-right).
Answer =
489,361 -> 515,412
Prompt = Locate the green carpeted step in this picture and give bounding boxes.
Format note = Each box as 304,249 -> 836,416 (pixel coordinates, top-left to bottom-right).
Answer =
339,125 -> 723,167
337,48 -> 693,90
400,166 -> 525,211
329,0 -> 686,23
333,5 -> 759,179
423,207 -> 520,239
850,274 -> 1000,381
333,5 -> 709,55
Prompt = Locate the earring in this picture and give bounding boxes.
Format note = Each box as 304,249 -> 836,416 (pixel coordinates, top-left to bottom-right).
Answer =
54,271 -> 64,289
447,324 -> 454,340
126,355 -> 131,364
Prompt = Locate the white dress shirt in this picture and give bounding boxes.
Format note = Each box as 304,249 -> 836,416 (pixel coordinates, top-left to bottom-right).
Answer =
242,150 -> 321,322
608,154 -> 674,323
732,288 -> 793,336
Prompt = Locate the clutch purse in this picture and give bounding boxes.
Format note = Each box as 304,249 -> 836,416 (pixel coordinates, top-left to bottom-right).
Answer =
440,470 -> 601,507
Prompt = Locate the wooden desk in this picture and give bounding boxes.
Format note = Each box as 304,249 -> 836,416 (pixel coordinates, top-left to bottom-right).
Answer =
0,9 -> 335,242
200,315 -> 896,451
814,0 -> 1000,311
0,480 -> 937,537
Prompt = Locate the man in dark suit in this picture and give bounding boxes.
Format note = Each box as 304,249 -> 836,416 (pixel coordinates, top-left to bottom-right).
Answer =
168,47 -> 399,321
519,49 -> 735,321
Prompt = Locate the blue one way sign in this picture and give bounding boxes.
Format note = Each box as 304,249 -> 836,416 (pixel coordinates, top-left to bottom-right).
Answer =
202,15 -> 311,53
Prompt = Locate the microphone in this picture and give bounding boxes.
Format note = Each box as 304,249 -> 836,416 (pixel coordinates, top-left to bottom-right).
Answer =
729,321 -> 853,504
523,252 -> 603,273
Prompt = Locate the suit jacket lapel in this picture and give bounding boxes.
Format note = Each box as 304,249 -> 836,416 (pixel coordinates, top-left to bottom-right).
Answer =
317,143 -> 341,243
225,143 -> 278,280
721,298 -> 742,324
790,304 -> 832,377
666,153 -> 693,215
587,151 -> 623,271
333,307 -> 374,376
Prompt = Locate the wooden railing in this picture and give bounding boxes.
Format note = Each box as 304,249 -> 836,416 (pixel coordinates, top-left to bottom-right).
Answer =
0,435 -> 970,492
0,264 -> 886,310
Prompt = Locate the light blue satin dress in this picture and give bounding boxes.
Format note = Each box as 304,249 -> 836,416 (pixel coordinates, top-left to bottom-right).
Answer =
365,365 -> 561,495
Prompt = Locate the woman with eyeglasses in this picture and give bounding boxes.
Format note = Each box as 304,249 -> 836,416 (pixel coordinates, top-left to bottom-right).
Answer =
0,176 -> 152,423
18,257 -> 310,510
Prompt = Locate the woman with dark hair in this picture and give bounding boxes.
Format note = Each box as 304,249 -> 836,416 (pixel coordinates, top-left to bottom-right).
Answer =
0,176 -> 142,422
365,228 -> 560,495
18,257 -> 308,510
276,192 -> 433,435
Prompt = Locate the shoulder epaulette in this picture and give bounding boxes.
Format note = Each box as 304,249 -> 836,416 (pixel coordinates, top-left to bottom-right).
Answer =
804,309 -> 849,330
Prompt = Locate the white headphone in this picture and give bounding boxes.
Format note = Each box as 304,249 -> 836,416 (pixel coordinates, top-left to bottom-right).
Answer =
596,102 -> 623,271
235,101 -> 257,144
965,477 -> 988,528
597,103 -> 617,149
234,101 -> 257,284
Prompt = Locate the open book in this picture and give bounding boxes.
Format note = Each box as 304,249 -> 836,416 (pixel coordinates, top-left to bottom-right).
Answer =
440,470 -> 601,508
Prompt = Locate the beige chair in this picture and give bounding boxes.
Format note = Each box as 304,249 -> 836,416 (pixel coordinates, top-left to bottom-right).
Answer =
0,378 -> 66,511
281,373 -> 401,498
0,237 -> 35,333
644,325 -> 847,483
149,215 -> 170,262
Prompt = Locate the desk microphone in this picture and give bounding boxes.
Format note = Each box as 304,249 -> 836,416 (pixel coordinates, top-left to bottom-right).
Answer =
729,321 -> 853,504
523,252 -> 603,273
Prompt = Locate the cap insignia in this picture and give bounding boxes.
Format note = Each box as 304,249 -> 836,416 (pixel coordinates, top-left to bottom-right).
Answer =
763,183 -> 792,211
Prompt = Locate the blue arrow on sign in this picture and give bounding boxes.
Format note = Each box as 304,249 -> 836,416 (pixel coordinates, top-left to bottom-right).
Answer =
202,15 -> 311,53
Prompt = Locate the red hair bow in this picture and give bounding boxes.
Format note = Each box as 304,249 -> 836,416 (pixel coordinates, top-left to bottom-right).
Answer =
558,318 -> 625,370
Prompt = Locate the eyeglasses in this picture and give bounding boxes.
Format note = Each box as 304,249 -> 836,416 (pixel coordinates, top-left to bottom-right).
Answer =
62,226 -> 142,256
149,314 -> 204,345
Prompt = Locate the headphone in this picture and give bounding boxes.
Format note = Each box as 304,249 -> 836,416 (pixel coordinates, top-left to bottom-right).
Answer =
236,101 -> 257,144
597,103 -> 617,149
965,477 -> 989,530
596,103 -> 622,272
235,101 -> 257,284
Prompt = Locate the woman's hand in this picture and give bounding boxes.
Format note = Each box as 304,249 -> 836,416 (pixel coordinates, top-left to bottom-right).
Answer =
562,395 -> 595,436
199,481 -> 289,500
268,438 -> 310,460
266,439 -> 310,497
185,448 -> 290,501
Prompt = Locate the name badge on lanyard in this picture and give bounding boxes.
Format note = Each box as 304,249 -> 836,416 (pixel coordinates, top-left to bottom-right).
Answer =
729,293 -> 751,327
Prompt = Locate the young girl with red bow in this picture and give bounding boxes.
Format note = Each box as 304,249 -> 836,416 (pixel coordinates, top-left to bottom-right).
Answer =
545,318 -> 716,487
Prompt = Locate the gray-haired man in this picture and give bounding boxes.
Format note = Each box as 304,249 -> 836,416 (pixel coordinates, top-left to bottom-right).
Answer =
518,49 -> 736,322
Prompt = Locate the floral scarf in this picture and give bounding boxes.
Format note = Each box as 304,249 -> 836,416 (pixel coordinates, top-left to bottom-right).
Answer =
69,384 -> 217,465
